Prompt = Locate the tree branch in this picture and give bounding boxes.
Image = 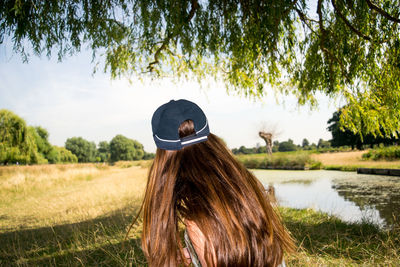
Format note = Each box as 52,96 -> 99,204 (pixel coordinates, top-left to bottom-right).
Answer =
365,0 -> 400,23
147,0 -> 199,72
331,0 -> 372,41
282,0 -> 299,18
317,0 -> 349,86
294,7 -> 318,34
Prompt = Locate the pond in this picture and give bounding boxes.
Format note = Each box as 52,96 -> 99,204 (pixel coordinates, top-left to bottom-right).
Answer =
254,170 -> 400,228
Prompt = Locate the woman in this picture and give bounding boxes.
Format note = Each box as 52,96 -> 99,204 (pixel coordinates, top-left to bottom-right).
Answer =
129,99 -> 294,266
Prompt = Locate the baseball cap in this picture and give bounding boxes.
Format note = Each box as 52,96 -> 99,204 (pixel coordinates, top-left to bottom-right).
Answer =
151,99 -> 210,150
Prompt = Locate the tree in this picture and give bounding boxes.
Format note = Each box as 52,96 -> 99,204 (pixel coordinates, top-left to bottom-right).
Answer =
65,137 -> 97,163
317,138 -> 331,149
97,141 -> 110,162
278,139 -> 297,152
328,109 -> 399,149
259,132 -> 273,155
259,122 -> 281,155
109,135 -> 144,162
328,110 -> 363,149
143,152 -> 155,160
30,126 -> 52,161
272,141 -> 280,152
302,138 -> 309,148
47,146 -> 78,164
2,1 -> 400,137
0,109 -> 40,164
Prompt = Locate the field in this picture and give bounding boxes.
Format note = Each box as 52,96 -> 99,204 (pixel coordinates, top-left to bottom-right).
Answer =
312,150 -> 400,170
0,163 -> 399,266
0,163 -> 148,266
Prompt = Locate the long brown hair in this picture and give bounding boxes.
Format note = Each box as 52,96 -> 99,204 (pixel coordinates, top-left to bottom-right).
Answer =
136,120 -> 294,266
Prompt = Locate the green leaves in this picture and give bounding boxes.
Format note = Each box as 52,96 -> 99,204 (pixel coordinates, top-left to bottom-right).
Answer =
0,109 -> 39,164
65,136 -> 97,163
109,134 -> 144,162
2,0 -> 400,136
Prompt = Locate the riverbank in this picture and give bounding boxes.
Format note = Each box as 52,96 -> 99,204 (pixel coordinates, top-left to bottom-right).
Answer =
236,151 -> 400,171
1,163 -> 399,266
235,151 -> 322,170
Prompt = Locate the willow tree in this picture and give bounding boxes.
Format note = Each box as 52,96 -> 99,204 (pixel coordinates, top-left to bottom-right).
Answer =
1,0 -> 400,137
0,109 -> 39,164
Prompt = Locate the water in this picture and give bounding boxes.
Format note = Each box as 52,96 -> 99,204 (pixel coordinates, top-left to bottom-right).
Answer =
254,170 -> 400,228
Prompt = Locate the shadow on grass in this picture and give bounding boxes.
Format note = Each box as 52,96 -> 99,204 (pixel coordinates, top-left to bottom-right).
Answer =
282,208 -> 400,264
2,207 -> 399,266
0,207 -> 146,267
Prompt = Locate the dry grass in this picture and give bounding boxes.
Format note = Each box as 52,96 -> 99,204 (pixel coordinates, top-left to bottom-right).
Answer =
0,163 -> 149,266
312,151 -> 400,169
0,163 -> 148,231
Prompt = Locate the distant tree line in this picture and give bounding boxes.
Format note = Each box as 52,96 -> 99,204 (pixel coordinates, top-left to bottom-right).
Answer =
232,138 -> 331,155
0,109 -> 154,165
234,106 -> 400,155
0,109 -> 77,164
65,135 -> 155,163
328,110 -> 400,150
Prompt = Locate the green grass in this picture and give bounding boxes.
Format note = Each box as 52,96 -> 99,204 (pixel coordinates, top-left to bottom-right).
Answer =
282,208 -> 400,266
236,151 -> 322,170
322,165 -> 359,172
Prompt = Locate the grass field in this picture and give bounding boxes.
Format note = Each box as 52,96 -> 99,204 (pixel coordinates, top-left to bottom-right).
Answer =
0,163 -> 399,266
312,151 -> 400,171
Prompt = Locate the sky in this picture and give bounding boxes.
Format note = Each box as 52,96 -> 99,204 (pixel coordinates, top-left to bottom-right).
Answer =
0,43 -> 341,153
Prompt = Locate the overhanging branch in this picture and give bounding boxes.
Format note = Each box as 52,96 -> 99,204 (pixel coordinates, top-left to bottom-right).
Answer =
295,7 -> 318,34
331,0 -> 372,41
365,0 -> 400,23
146,0 -> 199,72
317,0 -> 350,86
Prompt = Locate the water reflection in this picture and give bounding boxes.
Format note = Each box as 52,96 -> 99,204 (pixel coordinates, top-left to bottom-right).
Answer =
253,170 -> 400,228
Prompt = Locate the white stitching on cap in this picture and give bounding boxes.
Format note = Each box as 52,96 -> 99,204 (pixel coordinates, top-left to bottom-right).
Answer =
155,120 -> 208,144
196,120 -> 208,134
181,136 -> 208,145
154,135 -> 181,142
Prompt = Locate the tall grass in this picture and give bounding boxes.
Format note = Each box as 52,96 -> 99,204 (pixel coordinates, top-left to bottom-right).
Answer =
0,163 -> 148,265
236,152 -> 322,170
362,146 -> 400,161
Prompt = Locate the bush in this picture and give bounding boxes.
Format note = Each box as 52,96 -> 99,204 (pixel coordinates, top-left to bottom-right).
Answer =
278,139 -> 297,152
362,146 -> 400,161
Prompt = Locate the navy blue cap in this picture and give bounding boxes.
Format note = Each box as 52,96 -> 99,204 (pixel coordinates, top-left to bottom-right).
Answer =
151,99 -> 210,150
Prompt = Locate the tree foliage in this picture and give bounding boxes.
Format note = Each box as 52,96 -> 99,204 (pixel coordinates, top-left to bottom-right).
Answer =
65,137 -> 97,163
317,138 -> 331,149
30,126 -> 52,160
2,0 -> 400,136
109,134 -> 144,162
47,146 -> 78,163
278,139 -> 298,152
0,109 -> 40,164
97,141 -> 110,162
328,109 -> 399,149
302,138 -> 310,148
